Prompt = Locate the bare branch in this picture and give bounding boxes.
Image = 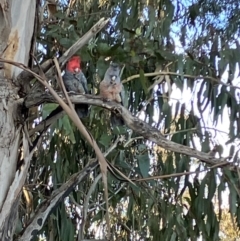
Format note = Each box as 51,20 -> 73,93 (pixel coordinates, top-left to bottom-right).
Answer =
18,135 -> 121,241
121,71 -> 240,91
17,17 -> 110,85
136,161 -> 230,182
28,109 -> 64,136
80,174 -> 102,240
24,93 -> 229,166
0,129 -> 44,237
52,17 -> 110,73
18,161 -> 99,241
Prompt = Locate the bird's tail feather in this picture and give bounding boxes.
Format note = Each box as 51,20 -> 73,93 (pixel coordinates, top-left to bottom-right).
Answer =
110,113 -> 124,127
75,104 -> 89,118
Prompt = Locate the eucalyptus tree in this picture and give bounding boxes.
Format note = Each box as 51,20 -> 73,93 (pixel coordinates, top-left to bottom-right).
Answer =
1,0 -> 240,240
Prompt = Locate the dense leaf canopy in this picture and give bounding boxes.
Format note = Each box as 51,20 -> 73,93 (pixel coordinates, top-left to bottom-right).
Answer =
20,0 -> 240,240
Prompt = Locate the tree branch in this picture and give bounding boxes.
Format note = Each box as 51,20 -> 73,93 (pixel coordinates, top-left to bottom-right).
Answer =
0,129 -> 44,238
17,160 -> 99,241
121,71 -> 240,91
49,17 -> 110,76
80,174 -> 102,240
28,108 -> 64,136
19,132 -> 122,241
17,17 -> 110,87
24,93 -> 229,166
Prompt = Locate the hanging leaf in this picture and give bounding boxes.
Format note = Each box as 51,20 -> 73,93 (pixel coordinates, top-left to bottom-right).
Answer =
137,153 -> 150,178
139,68 -> 148,95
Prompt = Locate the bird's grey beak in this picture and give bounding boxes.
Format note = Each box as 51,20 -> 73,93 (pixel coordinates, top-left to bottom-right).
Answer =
111,75 -> 116,81
110,62 -> 119,69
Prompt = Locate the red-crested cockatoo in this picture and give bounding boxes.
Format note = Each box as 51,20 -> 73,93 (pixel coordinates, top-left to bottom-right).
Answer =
63,56 -> 89,118
99,62 -> 125,126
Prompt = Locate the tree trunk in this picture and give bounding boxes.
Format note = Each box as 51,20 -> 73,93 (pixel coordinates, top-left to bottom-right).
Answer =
0,0 -> 36,240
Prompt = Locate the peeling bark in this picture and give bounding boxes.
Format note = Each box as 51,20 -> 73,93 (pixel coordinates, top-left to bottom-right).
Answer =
0,79 -> 21,240
3,0 -> 36,79
0,80 -> 20,206
0,0 -> 36,240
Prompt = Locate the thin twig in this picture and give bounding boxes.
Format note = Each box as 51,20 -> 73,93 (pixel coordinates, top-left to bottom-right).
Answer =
79,174 -> 102,240
17,18 -> 110,85
136,161 -> 231,182
28,110 -> 65,136
53,57 -> 75,110
121,71 -> 240,91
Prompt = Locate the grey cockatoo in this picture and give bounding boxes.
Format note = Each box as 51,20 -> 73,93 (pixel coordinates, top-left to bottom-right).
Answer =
63,56 -> 89,118
99,62 -> 125,126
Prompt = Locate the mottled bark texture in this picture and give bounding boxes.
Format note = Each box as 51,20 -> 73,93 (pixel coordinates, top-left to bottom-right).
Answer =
0,80 -> 21,241
0,0 -> 36,240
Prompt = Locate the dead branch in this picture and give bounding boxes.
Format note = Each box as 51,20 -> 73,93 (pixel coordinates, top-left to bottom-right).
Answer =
17,17 -> 110,86
17,161 -> 99,241
121,71 -> 240,91
24,92 -> 229,166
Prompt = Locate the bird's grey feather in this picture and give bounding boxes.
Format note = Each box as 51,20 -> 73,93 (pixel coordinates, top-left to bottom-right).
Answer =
106,63 -> 125,126
63,70 -> 89,118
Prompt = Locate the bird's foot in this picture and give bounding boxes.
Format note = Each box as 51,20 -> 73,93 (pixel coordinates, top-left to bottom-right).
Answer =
102,97 -> 112,102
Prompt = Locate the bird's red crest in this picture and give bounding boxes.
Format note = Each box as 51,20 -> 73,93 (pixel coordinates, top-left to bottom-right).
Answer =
66,56 -> 81,73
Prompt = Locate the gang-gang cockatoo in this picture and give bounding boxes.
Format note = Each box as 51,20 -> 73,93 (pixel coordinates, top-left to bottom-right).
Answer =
63,56 -> 89,118
99,62 -> 125,126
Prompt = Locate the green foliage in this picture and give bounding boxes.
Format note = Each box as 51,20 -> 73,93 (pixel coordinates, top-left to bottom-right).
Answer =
21,0 -> 240,240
